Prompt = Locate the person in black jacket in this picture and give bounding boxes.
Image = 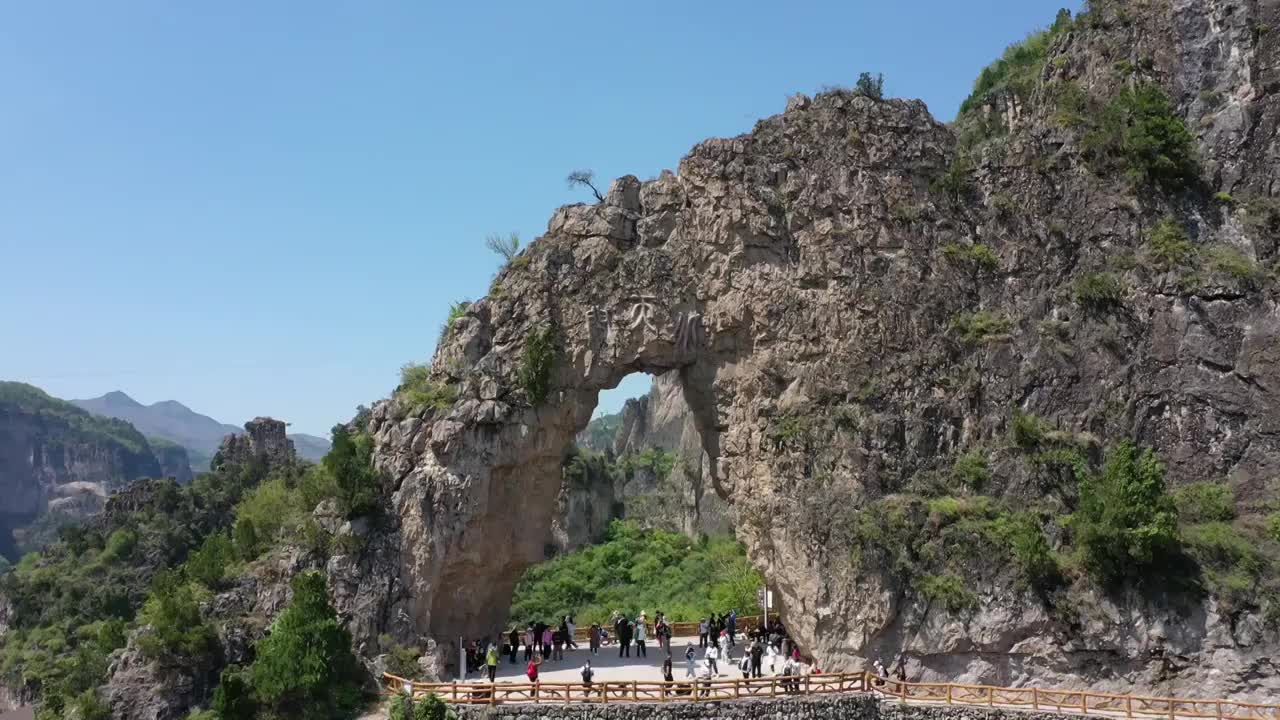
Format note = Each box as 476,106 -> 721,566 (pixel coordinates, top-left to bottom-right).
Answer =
616,614 -> 632,657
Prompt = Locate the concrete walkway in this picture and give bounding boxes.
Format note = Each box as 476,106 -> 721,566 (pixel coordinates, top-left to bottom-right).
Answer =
462,635 -> 791,686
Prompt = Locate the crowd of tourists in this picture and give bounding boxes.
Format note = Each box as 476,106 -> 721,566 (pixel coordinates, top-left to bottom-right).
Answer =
457,609 -> 844,691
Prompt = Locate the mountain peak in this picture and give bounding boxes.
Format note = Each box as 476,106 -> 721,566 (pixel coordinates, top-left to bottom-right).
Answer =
100,390 -> 141,407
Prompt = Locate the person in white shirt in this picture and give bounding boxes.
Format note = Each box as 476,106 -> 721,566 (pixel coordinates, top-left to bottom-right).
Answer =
705,643 -> 720,675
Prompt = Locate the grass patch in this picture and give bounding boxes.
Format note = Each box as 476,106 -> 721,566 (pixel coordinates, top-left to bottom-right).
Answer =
1074,272 -> 1125,312
951,311 -> 1011,346
917,574 -> 978,613
942,242 -> 1001,273
397,363 -> 458,412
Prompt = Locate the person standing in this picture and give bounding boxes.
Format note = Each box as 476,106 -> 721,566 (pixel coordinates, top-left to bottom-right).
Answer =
508,627 -> 519,664
662,652 -> 674,683
589,622 -> 601,655
749,640 -> 764,678
634,614 -> 647,657
566,615 -> 578,650
524,625 -> 535,662
541,626 -> 553,659
718,628 -> 730,666
580,660 -> 594,698
485,644 -> 499,682
727,609 -> 737,648
552,627 -> 564,661
685,644 -> 697,678
616,614 -> 632,658
705,642 -> 720,676
698,618 -> 708,649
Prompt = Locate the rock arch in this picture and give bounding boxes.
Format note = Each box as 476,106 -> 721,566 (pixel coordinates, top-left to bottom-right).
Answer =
368,93 -> 964,658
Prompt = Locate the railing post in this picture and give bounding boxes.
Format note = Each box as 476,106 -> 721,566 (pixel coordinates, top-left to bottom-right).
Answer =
632,681 -> 638,701
1126,695 -> 1133,719
1081,691 -> 1087,714
771,676 -> 777,698
1033,687 -> 1038,710
988,686 -> 994,706
1215,701 -> 1222,720
602,681 -> 608,704
734,679 -> 740,699
948,685 -> 954,705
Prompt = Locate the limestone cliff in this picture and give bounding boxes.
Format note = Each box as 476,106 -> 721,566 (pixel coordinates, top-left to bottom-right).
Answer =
365,0 -> 1278,702
0,382 -> 162,559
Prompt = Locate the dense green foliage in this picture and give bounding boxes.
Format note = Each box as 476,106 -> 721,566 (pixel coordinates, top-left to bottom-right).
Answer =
0,464 -> 267,719
1071,442 -> 1179,583
1148,218 -> 1195,270
137,569 -> 217,660
324,425 -> 382,518
941,242 -> 1000,273
618,447 -> 678,482
950,310 -> 1011,346
951,451 -> 990,491
1081,84 -> 1198,190
247,572 -> 365,720
0,381 -> 153,456
853,72 -> 884,100
511,521 -> 761,624
396,363 -> 458,412
1,419 -> 385,719
519,325 -> 557,405
388,693 -> 449,720
1074,272 -> 1126,312
834,494 -> 1061,602
958,9 -> 1073,118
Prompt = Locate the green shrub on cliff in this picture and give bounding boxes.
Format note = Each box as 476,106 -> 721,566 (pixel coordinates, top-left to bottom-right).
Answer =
248,571 -> 365,720
1071,442 -> 1179,583
397,363 -> 457,412
519,325 -> 557,405
1082,83 -> 1198,190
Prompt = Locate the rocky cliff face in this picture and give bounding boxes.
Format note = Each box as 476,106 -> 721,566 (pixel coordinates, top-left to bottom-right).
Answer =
612,374 -> 729,537
0,382 -> 162,559
148,439 -> 193,485
365,0 -> 1279,702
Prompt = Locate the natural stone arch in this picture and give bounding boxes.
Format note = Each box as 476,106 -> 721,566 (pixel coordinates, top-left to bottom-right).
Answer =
368,93 -> 967,661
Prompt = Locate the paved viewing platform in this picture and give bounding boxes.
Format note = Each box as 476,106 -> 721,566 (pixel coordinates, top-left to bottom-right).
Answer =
385,634 -> 1280,720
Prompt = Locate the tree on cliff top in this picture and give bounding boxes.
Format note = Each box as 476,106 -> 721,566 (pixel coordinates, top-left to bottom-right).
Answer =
248,571 -> 365,720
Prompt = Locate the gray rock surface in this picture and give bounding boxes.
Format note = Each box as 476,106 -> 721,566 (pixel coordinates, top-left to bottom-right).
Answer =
366,0 -> 1280,700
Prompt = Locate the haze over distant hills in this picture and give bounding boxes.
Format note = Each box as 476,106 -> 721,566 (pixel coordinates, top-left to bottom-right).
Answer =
70,390 -> 330,469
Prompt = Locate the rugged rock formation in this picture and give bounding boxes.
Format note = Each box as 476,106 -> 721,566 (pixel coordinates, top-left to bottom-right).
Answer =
147,438 -> 194,485
72,391 -> 331,470
0,382 -> 162,559
549,451 -> 621,553
365,0 -> 1280,703
212,417 -> 297,472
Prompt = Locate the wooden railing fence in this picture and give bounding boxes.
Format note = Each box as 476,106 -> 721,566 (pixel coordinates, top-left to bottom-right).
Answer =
383,671 -> 1280,719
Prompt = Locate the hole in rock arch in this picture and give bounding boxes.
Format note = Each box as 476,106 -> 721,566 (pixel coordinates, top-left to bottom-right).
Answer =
498,369 -> 759,642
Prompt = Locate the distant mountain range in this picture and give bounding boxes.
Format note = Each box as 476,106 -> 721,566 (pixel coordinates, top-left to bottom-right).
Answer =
70,391 -> 330,470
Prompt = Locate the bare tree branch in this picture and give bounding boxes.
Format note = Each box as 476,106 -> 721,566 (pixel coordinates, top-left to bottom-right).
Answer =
484,232 -> 521,262
566,169 -> 605,202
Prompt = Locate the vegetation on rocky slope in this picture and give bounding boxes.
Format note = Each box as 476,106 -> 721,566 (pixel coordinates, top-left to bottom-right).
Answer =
0,421 -> 383,720
511,520 -> 760,625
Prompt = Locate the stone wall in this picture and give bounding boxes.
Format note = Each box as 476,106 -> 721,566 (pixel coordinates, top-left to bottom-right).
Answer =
452,694 -> 1092,720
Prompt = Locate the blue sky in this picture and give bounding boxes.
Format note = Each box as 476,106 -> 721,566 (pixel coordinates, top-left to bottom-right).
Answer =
0,0 -> 1080,437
